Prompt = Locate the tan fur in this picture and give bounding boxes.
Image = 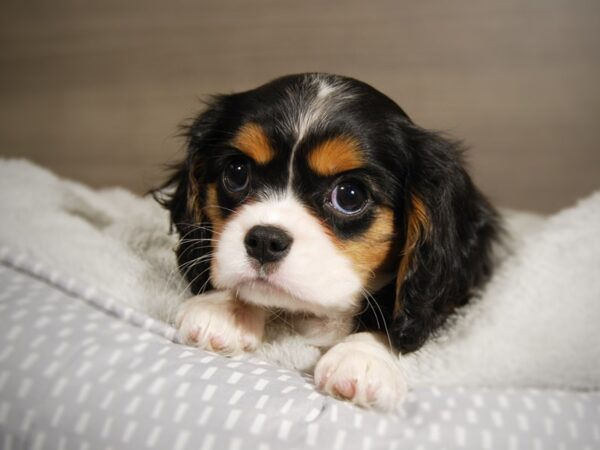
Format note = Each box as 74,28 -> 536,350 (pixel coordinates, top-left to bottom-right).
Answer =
307,137 -> 364,176
204,183 -> 225,281
232,123 -> 275,165
203,183 -> 225,235
186,164 -> 203,223
393,194 -> 431,318
336,207 -> 395,285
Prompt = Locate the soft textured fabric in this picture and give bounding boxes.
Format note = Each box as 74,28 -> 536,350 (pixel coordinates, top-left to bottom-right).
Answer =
1,250 -> 599,450
0,158 -> 599,390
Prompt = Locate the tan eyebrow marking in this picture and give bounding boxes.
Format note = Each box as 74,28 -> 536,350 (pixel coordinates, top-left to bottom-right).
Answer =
232,123 -> 275,165
307,136 -> 364,176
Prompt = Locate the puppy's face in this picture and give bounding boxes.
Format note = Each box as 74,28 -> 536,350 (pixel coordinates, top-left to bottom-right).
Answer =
211,129 -> 396,317
159,74 -> 499,352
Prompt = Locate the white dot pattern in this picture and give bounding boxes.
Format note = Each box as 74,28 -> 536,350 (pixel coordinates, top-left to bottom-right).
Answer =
1,248 -> 599,449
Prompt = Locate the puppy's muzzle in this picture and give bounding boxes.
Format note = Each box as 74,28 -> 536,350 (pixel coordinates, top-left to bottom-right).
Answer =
244,225 -> 293,265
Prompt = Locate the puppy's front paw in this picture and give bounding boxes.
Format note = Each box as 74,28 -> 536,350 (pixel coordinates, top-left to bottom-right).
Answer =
176,291 -> 266,355
314,334 -> 407,411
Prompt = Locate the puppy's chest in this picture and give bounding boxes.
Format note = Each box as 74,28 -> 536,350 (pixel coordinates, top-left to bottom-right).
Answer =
264,309 -> 355,349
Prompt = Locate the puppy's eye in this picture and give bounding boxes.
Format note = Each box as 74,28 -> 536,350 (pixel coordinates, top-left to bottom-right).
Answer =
222,158 -> 250,193
329,182 -> 368,215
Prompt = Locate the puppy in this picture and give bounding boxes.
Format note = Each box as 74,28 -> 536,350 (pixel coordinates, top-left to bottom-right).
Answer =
156,73 -> 500,411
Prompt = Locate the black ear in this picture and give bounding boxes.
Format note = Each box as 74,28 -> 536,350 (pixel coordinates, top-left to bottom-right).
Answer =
152,97 -> 228,295
390,127 -> 501,353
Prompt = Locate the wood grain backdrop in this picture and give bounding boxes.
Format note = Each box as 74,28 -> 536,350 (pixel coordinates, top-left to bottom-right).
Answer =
1,0 -> 599,213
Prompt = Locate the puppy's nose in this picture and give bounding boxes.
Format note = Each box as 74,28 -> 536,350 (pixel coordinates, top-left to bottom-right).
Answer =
244,225 -> 293,264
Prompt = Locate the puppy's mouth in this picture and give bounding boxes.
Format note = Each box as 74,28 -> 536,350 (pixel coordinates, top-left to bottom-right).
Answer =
231,268 -> 329,314
236,272 -> 300,302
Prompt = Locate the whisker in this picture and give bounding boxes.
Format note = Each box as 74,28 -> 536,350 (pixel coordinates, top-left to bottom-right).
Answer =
175,242 -> 216,253
173,251 -> 214,288
177,238 -> 219,244
177,244 -> 211,260
203,204 -> 238,215
197,272 -> 214,296
360,288 -> 381,329
174,223 -> 223,237
361,287 -> 393,352
176,264 -> 213,299
177,253 -> 215,271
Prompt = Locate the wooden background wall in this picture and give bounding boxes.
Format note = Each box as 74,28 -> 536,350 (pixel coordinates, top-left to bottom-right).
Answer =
1,0 -> 599,213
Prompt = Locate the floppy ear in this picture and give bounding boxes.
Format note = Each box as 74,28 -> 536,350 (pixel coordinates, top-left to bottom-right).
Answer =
152,98 -> 227,295
390,127 -> 501,353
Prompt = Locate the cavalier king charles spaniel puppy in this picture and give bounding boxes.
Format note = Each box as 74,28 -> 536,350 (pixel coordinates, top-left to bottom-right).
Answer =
156,73 -> 500,411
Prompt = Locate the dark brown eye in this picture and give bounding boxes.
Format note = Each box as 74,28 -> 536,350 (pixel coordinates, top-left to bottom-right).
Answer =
222,158 -> 250,193
330,182 -> 368,215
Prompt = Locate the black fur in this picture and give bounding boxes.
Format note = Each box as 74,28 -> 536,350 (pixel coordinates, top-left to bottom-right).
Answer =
154,73 -> 501,354
390,127 -> 499,352
153,98 -> 230,294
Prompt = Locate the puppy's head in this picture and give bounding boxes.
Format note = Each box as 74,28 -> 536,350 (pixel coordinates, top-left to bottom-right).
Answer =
157,73 -> 500,352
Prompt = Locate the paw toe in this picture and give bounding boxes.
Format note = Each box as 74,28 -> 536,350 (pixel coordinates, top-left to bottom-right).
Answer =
332,379 -> 356,399
187,327 -> 201,344
209,335 -> 226,352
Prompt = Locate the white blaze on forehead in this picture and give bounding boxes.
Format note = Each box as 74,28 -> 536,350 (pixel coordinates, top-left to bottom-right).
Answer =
292,76 -> 341,142
285,75 -> 357,190
212,192 -> 363,316
317,79 -> 336,99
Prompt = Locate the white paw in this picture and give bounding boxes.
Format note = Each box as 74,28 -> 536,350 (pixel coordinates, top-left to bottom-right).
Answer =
176,291 -> 266,355
314,337 -> 408,411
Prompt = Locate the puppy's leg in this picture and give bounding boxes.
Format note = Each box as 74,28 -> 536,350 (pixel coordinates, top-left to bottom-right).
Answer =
176,290 -> 267,355
314,332 -> 407,411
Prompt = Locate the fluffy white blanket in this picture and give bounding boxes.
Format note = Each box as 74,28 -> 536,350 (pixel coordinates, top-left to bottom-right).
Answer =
1,159 -> 599,390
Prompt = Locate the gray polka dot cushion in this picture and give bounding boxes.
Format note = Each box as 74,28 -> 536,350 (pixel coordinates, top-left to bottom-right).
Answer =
1,248 -> 599,450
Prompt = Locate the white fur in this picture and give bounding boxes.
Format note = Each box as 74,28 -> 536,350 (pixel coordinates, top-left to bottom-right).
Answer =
317,77 -> 337,99
1,159 -> 600,395
314,332 -> 408,411
176,290 -> 266,355
213,192 -> 363,316
287,75 -> 350,143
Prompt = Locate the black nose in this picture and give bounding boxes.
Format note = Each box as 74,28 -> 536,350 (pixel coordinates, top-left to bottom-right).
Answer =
244,225 -> 293,264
